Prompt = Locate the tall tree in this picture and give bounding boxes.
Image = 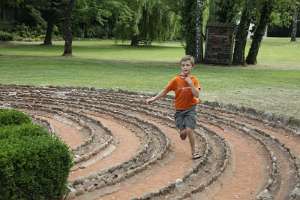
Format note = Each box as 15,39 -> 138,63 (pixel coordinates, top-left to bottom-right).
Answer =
246,0 -> 274,64
182,0 -> 206,63
42,1 -> 62,45
195,0 -> 204,63
291,6 -> 299,41
44,19 -> 55,45
232,0 -> 255,65
62,0 -> 76,56
33,0 -> 63,45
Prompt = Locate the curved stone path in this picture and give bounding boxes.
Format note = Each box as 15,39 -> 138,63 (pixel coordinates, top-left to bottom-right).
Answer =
0,85 -> 299,200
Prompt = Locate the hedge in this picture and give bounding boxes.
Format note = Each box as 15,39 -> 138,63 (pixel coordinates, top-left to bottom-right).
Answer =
0,31 -> 13,41
0,109 -> 31,127
0,110 -> 73,200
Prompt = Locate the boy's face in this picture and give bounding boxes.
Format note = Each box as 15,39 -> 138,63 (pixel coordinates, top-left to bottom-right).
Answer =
180,60 -> 194,76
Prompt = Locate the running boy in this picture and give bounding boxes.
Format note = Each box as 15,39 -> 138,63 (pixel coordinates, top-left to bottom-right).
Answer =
146,55 -> 201,159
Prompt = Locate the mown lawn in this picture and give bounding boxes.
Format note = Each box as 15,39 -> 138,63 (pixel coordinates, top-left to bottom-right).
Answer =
0,38 -> 299,119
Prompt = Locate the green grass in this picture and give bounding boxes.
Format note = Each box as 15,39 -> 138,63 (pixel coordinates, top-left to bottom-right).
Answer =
0,38 -> 299,119
0,40 -> 185,62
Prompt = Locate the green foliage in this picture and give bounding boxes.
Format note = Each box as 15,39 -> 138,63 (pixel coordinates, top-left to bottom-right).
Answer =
0,110 -> 73,200
113,2 -> 136,40
0,0 -> 24,8
2,0 -> 298,42
114,0 -> 181,45
73,0 -> 115,38
0,109 -> 31,127
23,4 -> 46,26
139,0 -> 181,42
214,0 -> 242,23
0,0 -> 51,40
12,24 -> 45,41
0,31 -> 13,41
0,123 -> 49,138
270,0 -> 300,27
32,0 -> 64,20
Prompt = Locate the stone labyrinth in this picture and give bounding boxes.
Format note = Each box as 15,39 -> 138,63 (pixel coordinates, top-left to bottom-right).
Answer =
1,85 -> 300,200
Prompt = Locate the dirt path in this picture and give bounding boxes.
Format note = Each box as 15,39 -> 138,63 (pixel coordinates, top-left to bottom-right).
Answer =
39,115 -> 84,150
69,115 -> 141,181
193,122 -> 269,200
1,85 -> 299,200
200,108 -> 300,199
76,116 -> 194,200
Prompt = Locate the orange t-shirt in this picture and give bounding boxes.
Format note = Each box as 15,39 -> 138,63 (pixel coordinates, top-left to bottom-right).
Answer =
165,75 -> 201,110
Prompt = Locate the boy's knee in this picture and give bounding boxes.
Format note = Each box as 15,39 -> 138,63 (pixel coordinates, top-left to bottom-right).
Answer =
179,129 -> 188,140
186,128 -> 193,134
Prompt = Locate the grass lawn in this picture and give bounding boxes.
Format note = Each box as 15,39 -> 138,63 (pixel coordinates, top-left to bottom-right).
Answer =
0,38 -> 299,119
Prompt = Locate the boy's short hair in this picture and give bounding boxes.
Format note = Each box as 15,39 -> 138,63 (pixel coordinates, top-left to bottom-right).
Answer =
180,55 -> 195,65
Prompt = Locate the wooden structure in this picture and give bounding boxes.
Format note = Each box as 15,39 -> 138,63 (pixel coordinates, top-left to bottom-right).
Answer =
204,23 -> 235,65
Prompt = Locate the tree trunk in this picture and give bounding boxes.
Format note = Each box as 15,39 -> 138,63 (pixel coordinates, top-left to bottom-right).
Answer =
62,0 -> 76,56
130,35 -> 139,46
184,0 -> 196,58
232,0 -> 253,65
195,0 -> 204,63
291,9 -> 298,42
183,0 -> 204,64
246,0 -> 273,65
43,20 -> 54,45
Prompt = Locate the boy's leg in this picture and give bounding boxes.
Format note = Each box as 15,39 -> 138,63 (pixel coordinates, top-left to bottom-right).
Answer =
179,129 -> 187,140
175,112 -> 187,140
183,106 -> 200,159
186,128 -> 195,155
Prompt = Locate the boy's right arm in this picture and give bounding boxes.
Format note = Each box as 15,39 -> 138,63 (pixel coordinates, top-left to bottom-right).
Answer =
146,88 -> 169,104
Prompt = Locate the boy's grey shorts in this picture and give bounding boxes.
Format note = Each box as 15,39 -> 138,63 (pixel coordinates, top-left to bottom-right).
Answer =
174,105 -> 197,130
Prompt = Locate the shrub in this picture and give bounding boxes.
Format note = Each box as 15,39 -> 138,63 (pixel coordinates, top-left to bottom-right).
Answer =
0,109 -> 31,127
0,123 -> 48,139
0,31 -> 13,41
12,24 -> 46,42
0,116 -> 73,200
